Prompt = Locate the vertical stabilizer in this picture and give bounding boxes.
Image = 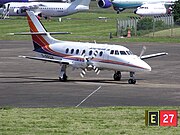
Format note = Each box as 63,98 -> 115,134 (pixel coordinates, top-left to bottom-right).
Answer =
76,0 -> 91,6
26,11 -> 58,51
71,0 -> 91,10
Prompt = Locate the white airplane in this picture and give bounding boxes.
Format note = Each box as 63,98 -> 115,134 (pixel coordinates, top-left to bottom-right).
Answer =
16,11 -> 167,84
134,3 -> 173,16
0,0 -> 90,18
97,0 -> 176,14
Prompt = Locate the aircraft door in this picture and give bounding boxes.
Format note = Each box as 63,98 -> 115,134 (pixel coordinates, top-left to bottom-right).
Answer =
103,49 -> 110,60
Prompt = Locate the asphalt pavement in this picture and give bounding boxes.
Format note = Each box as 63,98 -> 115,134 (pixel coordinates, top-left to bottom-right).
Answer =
0,40 -> 180,107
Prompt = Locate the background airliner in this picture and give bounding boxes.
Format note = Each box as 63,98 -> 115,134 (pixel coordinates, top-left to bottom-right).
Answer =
98,0 -> 176,15
16,11 -> 167,84
0,0 -> 90,18
134,3 -> 173,16
0,0 -> 64,5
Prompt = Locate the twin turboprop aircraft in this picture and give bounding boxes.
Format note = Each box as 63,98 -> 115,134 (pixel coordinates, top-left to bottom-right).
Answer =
17,11 -> 167,84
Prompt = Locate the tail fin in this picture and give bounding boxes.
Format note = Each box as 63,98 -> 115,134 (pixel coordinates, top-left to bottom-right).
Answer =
26,11 -> 58,51
72,0 -> 91,7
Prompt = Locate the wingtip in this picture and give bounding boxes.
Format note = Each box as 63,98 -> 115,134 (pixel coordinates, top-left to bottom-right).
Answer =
7,33 -> 15,36
18,55 -> 26,58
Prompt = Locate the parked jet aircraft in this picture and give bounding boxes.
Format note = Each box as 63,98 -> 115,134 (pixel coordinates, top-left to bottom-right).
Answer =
97,0 -> 176,14
0,0 -> 28,5
134,3 -> 173,16
0,0 -> 64,5
0,0 -> 90,18
16,11 -> 167,84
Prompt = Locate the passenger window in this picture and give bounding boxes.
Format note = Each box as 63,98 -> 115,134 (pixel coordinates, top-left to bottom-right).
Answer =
99,51 -> 103,56
110,50 -> 114,54
76,49 -> 79,54
115,50 -> 119,55
120,51 -> 127,55
65,48 -> 69,53
82,50 -> 86,55
71,49 -> 74,54
89,50 -> 93,56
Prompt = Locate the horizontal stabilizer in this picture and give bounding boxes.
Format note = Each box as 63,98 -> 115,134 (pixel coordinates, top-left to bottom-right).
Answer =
140,52 -> 168,60
8,32 -> 71,35
19,55 -> 69,65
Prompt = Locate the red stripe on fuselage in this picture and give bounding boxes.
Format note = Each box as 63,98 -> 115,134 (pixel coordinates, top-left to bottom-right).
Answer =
27,13 -> 146,70
27,15 -> 38,32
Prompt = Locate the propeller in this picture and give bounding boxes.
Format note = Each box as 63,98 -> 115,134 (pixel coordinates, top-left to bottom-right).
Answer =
80,68 -> 87,78
1,4 -> 10,19
6,4 -> 10,12
139,46 -> 146,58
80,50 -> 100,78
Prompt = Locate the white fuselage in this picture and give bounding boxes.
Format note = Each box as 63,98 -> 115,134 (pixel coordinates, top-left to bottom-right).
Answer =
112,0 -> 176,9
39,40 -> 152,72
0,2 -> 89,17
135,3 -> 167,16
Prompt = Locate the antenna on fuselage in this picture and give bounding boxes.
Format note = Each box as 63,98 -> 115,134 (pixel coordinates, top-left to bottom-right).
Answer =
139,46 -> 146,57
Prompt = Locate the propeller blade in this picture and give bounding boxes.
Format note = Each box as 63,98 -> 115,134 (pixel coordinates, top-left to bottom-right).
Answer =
139,46 -> 146,57
80,68 -> 87,78
93,66 -> 100,75
7,4 -> 10,12
91,50 -> 98,60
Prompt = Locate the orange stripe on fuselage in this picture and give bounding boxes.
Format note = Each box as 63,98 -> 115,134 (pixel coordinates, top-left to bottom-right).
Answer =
27,15 -> 38,32
27,13 -> 68,57
27,13 -> 49,46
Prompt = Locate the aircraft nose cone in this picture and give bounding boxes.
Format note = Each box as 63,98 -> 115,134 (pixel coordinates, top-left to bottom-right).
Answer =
143,62 -> 151,71
134,9 -> 137,14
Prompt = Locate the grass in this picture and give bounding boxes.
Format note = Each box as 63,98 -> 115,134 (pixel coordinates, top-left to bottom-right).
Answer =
145,27 -> 180,37
1,2 -> 180,43
0,106 -> 180,134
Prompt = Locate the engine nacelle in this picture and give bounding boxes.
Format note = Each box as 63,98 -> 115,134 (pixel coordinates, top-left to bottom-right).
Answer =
97,0 -> 112,8
14,7 -> 28,14
71,60 -> 87,68
14,8 -> 21,14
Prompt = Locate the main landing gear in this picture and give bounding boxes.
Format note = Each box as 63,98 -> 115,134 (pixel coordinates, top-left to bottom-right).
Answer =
113,71 -> 121,81
59,65 -> 68,82
128,72 -> 136,84
113,71 -> 136,84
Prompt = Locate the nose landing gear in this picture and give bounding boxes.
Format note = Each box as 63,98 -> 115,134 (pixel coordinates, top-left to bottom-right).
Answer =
128,72 -> 136,84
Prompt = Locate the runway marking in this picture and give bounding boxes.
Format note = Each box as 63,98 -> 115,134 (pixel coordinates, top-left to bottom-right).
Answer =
76,86 -> 102,107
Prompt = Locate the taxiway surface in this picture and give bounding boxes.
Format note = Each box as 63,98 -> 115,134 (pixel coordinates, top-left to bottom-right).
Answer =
0,40 -> 180,107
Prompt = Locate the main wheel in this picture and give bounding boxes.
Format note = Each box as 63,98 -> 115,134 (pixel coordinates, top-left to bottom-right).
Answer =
128,79 -> 136,84
113,71 -> 121,81
59,74 -> 68,82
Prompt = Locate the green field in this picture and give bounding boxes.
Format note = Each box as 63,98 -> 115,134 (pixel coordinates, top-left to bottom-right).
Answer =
145,27 -> 180,37
0,107 -> 180,134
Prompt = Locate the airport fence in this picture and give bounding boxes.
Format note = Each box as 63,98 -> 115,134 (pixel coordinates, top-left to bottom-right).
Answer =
116,15 -> 176,37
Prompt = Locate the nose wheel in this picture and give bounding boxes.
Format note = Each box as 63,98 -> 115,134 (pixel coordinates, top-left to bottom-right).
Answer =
128,72 -> 136,84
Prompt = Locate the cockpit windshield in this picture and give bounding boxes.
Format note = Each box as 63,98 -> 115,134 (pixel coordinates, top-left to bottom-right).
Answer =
110,50 -> 133,55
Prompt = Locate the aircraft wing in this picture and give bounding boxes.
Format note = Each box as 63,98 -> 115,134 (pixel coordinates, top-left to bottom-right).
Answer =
19,55 -> 69,65
140,52 -> 168,60
34,11 -> 41,16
